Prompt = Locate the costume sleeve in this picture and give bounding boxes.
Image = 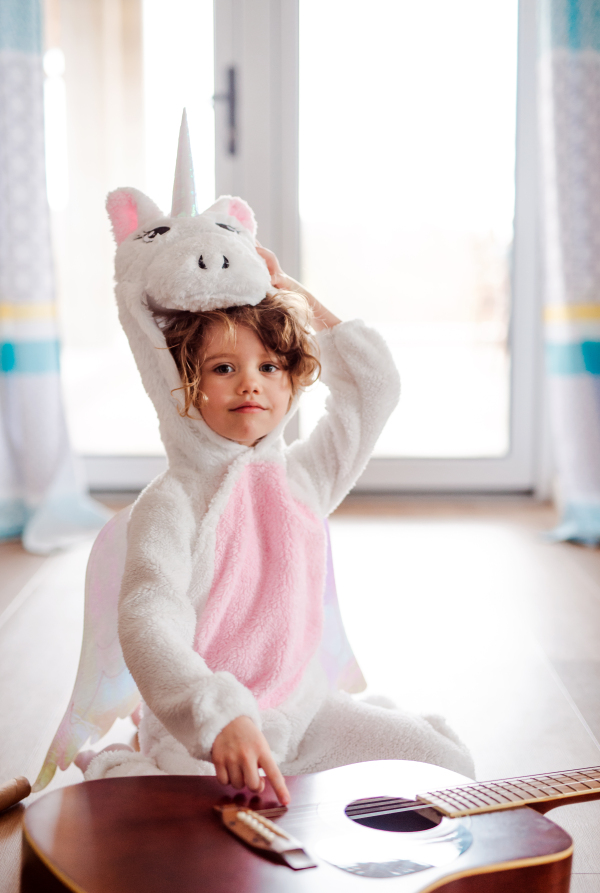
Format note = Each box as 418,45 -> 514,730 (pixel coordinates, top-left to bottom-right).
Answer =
286,319 -> 400,516
118,477 -> 261,761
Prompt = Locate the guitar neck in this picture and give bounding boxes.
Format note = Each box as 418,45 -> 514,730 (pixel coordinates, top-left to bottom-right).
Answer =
420,765 -> 600,817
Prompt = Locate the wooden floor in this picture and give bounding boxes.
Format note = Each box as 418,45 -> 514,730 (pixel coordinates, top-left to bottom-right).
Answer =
2,495 -> 600,892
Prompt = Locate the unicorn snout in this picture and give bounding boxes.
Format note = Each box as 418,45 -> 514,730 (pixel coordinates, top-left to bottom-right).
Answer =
142,227 -> 269,312
198,254 -> 230,270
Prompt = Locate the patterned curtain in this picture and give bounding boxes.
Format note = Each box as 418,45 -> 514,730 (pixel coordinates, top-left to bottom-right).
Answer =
539,0 -> 600,545
0,0 -> 108,553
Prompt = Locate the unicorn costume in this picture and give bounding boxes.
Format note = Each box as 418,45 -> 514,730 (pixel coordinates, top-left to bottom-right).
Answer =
33,115 -> 473,791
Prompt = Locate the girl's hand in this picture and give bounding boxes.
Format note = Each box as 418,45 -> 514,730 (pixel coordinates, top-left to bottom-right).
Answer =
255,242 -> 290,290
212,715 -> 291,805
255,242 -> 341,332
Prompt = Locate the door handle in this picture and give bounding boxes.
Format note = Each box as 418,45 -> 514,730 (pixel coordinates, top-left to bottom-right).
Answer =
213,66 -> 237,155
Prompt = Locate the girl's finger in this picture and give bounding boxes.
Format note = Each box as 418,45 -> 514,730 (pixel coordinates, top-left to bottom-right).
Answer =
227,761 -> 245,790
255,244 -> 283,277
240,757 -> 262,794
214,762 -> 229,787
259,752 -> 290,806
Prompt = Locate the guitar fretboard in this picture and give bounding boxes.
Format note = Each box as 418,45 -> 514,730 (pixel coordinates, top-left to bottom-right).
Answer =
419,765 -> 600,817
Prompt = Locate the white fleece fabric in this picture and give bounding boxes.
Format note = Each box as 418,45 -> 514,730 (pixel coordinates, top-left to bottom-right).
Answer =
85,187 -> 474,782
86,320 -> 474,782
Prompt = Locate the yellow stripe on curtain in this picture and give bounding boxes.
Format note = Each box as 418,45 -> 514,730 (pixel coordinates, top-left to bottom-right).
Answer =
545,304 -> 600,323
0,302 -> 57,320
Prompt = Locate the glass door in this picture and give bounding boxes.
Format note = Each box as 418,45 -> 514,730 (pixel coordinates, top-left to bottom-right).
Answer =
295,0 -> 539,490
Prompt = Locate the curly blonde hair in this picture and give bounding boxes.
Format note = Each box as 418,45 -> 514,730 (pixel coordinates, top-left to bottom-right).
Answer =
151,292 -> 321,418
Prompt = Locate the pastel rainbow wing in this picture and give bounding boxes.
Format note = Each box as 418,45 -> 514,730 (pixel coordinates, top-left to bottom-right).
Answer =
318,520 -> 366,694
33,507 -> 140,791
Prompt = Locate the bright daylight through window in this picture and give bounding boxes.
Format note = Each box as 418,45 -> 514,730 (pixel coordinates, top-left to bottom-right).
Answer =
299,0 -> 518,458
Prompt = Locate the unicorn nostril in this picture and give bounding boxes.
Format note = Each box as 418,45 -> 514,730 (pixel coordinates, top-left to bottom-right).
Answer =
222,256 -> 229,269
198,256 -> 207,269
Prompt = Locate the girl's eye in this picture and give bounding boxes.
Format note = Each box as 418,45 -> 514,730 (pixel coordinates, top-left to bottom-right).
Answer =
214,364 -> 234,374
261,363 -> 279,373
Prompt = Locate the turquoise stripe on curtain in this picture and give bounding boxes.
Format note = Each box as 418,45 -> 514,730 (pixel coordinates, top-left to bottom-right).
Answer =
546,341 -> 600,375
0,340 -> 60,374
542,0 -> 600,50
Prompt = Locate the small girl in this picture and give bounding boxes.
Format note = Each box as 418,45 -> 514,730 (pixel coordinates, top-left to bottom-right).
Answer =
84,221 -> 474,797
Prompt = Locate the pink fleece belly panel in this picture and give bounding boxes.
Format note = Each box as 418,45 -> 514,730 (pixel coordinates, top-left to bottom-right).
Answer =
194,462 -> 325,709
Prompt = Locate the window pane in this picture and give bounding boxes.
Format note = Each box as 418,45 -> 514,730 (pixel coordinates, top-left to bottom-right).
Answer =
299,0 -> 517,457
51,0 -> 214,456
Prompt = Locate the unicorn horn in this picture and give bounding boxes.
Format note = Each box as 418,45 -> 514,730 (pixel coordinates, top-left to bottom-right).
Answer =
171,109 -> 197,218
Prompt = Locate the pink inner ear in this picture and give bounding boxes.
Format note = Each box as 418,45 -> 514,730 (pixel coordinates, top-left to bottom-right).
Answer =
227,198 -> 255,235
107,191 -> 139,245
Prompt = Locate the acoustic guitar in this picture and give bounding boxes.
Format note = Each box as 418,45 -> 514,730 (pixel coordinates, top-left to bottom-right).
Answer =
21,758 -> 600,893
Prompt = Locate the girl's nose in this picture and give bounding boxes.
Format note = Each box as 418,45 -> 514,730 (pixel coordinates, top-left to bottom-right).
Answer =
238,371 -> 261,393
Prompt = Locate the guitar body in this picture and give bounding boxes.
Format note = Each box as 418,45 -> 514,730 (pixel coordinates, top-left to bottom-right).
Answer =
22,761 -> 573,893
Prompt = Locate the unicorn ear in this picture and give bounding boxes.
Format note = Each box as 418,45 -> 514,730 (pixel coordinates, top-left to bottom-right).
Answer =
106,188 -> 164,246
205,195 -> 257,237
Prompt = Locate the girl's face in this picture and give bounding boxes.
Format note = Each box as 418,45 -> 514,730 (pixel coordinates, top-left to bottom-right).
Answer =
199,323 -> 292,446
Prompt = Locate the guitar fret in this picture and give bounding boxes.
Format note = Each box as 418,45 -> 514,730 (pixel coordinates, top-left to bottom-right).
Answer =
475,786 -> 510,805
456,788 -> 491,806
434,791 -> 476,810
514,785 -> 545,797
480,785 -> 522,804
499,781 -> 533,790
491,784 -> 521,798
419,765 -> 600,817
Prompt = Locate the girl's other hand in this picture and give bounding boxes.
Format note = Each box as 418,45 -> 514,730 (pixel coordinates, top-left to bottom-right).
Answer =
212,715 -> 291,805
255,242 -> 289,290
255,241 -> 341,332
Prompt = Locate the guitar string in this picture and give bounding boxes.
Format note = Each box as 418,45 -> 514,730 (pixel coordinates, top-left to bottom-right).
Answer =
247,770 -> 600,821
251,797 -> 433,822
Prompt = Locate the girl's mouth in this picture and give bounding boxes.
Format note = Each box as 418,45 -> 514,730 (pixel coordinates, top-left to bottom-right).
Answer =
232,404 -> 266,413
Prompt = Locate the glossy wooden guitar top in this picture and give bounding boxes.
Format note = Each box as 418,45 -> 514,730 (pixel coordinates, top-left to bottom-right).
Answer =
22,760 -> 573,893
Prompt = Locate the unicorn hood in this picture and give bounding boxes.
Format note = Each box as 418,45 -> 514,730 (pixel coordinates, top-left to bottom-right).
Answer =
106,111 -> 276,468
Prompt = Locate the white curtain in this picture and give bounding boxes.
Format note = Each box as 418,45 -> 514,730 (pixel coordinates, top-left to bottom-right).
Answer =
539,0 -> 600,545
0,0 -> 108,553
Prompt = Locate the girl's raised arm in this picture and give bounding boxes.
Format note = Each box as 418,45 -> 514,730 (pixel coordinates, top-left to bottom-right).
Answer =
256,242 -> 400,518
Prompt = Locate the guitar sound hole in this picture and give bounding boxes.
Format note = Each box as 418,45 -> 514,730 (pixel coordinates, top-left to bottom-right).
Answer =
345,797 -> 442,833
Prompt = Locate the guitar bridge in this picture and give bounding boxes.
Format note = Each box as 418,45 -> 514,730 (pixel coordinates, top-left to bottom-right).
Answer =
214,804 -> 317,870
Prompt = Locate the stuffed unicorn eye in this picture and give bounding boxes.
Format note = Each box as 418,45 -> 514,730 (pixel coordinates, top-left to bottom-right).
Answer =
138,226 -> 171,243
216,223 -> 238,233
